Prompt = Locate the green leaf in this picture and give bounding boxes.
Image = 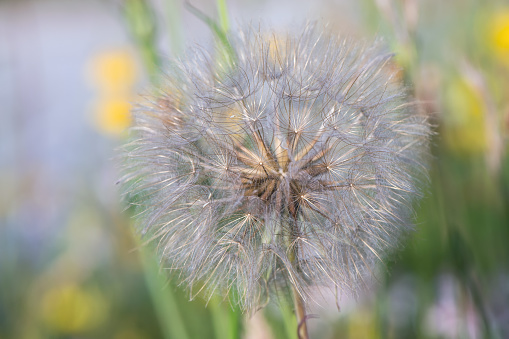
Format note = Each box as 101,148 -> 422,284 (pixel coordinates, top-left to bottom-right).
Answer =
138,244 -> 191,339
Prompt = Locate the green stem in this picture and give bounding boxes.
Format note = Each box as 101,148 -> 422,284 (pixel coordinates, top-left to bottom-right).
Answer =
138,245 -> 191,339
184,0 -> 235,68
209,295 -> 242,339
216,0 -> 229,32
122,0 -> 161,83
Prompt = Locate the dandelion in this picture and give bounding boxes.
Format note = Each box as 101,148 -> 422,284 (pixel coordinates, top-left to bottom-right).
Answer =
121,24 -> 430,338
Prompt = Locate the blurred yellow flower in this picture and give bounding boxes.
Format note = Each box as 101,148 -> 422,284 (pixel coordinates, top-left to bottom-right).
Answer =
491,10 -> 509,63
347,309 -> 380,339
87,49 -> 138,136
93,98 -> 133,136
89,50 -> 137,94
443,77 -> 487,155
40,284 -> 109,334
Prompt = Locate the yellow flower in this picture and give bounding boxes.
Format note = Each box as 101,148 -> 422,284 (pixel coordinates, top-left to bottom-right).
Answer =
490,10 -> 509,64
88,50 -> 137,94
442,77 -> 486,155
87,49 -> 138,136
40,284 -> 109,334
93,98 -> 132,136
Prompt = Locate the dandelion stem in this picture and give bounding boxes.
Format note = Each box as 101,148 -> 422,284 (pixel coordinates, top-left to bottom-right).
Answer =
292,286 -> 309,339
287,214 -> 309,339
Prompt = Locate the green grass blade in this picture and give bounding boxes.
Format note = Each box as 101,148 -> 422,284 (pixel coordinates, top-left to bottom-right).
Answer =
138,245 -> 191,339
208,294 -> 243,339
216,0 -> 229,33
184,1 -> 235,67
122,0 -> 161,83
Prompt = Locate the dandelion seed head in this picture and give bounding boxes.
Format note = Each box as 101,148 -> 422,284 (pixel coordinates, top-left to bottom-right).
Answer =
121,24 -> 431,312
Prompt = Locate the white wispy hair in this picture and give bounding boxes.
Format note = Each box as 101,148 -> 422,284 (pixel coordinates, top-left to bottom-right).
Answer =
121,24 -> 431,312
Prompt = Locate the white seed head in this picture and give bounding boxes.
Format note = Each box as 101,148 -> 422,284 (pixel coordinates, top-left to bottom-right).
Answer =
121,24 -> 431,312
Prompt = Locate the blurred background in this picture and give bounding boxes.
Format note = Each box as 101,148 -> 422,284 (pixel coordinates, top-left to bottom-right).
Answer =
1,0 -> 508,338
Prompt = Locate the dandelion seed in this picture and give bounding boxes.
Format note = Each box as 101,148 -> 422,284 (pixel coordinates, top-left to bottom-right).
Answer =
120,24 -> 430,337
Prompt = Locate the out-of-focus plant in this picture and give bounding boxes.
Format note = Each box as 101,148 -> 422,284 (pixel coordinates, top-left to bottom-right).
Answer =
122,0 -> 160,81
40,283 -> 109,334
358,1 -> 509,338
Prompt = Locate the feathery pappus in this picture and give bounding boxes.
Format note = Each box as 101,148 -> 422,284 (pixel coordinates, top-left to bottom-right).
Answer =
120,24 -> 431,313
